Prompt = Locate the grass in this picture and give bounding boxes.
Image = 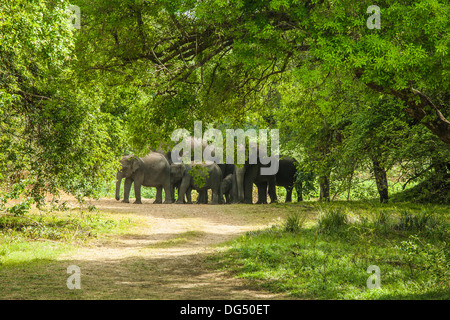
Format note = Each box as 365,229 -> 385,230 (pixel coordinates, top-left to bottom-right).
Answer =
0,207 -> 136,299
0,209 -> 134,267
208,201 -> 450,299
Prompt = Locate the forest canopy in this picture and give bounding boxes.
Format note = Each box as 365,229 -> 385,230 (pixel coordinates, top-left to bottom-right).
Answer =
1,0 -> 449,210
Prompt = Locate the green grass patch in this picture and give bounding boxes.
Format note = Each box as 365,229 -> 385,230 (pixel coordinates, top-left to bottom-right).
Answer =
208,202 -> 450,299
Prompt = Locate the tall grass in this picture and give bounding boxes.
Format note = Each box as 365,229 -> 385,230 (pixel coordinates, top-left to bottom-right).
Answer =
283,212 -> 306,233
317,207 -> 349,234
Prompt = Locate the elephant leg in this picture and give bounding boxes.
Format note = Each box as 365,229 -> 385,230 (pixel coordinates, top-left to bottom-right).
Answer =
211,189 -> 219,205
256,182 -> 268,204
163,182 -> 173,204
285,186 -> 293,202
154,187 -> 163,204
202,190 -> 208,203
197,190 -> 208,204
268,178 -> 277,204
170,184 -> 176,203
134,182 -> 142,204
218,188 -> 224,204
176,178 -> 190,204
185,187 -> 192,204
115,172 -> 123,201
212,181 -> 222,205
243,176 -> 254,204
218,184 -> 225,204
235,166 -> 246,203
225,193 -> 231,204
122,178 -> 132,203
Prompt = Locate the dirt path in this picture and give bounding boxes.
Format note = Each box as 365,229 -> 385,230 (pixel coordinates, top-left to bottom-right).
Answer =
57,198 -> 292,299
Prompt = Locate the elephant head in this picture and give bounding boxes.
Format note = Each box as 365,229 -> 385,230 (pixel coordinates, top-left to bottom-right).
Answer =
120,156 -> 142,177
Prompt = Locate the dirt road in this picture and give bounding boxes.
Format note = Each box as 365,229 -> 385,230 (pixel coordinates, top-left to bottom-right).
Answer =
55,198 -> 293,299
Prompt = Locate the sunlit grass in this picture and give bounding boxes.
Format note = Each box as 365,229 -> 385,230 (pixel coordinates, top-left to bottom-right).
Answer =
209,202 -> 450,299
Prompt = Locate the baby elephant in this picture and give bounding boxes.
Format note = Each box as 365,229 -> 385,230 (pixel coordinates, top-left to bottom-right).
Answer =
220,174 -> 234,204
176,163 -> 223,204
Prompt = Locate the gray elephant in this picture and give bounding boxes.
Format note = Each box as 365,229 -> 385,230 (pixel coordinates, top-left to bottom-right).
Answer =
256,157 -> 303,203
176,163 -> 223,205
220,173 -> 234,204
233,142 -> 278,204
245,163 -> 278,204
170,163 -> 192,203
115,152 -> 172,204
200,163 -> 236,204
275,157 -> 302,202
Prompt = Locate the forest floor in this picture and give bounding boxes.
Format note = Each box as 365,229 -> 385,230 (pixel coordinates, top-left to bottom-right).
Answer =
1,198 -> 297,299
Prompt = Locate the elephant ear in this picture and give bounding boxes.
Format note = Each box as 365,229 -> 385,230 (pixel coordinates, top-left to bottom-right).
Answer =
131,157 -> 141,173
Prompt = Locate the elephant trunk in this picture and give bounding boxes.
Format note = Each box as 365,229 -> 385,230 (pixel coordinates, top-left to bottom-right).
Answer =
115,171 -> 123,201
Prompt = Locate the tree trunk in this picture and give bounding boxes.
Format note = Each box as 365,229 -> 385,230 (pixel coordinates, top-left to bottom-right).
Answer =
371,156 -> 389,203
319,175 -> 330,202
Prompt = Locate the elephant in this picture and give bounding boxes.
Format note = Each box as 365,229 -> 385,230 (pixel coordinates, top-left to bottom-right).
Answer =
220,174 -> 234,204
170,163 -> 192,203
115,152 -> 172,204
275,157 -> 302,202
217,163 -> 236,204
255,156 -> 303,203
232,162 -> 276,204
176,163 -> 223,205
231,141 -> 278,204
197,164 -> 236,204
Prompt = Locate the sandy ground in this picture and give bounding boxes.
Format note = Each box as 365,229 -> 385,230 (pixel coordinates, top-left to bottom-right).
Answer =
55,198 -> 293,299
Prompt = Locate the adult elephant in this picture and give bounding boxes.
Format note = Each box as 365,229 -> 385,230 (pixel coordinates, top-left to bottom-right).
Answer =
234,142 -> 278,204
275,157 -> 302,202
115,152 -> 172,204
254,156 -> 303,203
243,163 -> 278,204
176,163 -> 223,205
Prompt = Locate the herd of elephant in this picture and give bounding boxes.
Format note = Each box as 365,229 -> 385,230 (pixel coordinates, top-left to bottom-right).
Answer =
115,141 -> 302,205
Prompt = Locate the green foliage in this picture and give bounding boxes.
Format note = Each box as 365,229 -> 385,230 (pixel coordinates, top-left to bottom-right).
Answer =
397,234 -> 449,285
188,165 -> 210,188
1,0 -> 127,212
2,0 -> 449,211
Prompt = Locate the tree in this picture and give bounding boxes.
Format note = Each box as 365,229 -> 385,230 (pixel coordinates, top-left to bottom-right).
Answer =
75,0 -> 448,146
0,0 -> 125,210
